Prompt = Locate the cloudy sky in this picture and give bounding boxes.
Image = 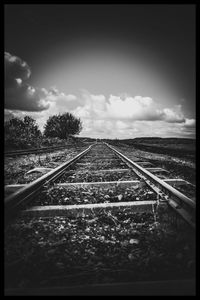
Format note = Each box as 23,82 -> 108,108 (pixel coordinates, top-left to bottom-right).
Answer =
5,4 -> 195,139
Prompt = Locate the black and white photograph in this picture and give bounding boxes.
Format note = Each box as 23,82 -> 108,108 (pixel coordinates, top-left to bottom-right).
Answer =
4,4 -> 196,296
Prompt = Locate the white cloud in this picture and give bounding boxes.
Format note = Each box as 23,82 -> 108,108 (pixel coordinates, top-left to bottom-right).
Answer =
5,52 -> 195,139
65,94 -> 77,101
183,118 -> 196,128
5,52 -> 49,111
72,92 -> 186,124
5,86 -> 195,139
69,91 -> 195,138
161,105 -> 185,123
5,52 -> 79,113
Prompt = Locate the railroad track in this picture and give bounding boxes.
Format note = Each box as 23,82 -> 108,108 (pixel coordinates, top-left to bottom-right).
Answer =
4,144 -> 73,157
4,142 -> 196,295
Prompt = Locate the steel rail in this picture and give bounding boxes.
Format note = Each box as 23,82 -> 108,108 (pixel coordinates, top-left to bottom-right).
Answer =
4,144 -> 94,222
4,142 -> 196,295
5,145 -> 69,157
5,142 -> 195,228
105,143 -> 195,228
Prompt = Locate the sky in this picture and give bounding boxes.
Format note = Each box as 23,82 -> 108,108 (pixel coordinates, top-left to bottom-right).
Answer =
4,4 -> 196,139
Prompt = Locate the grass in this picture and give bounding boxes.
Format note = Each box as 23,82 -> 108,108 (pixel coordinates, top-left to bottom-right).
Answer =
110,140 -> 195,185
4,145 -> 88,185
109,138 -> 195,160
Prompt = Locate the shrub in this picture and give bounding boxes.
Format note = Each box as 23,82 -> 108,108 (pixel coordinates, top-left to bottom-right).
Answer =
44,113 -> 82,140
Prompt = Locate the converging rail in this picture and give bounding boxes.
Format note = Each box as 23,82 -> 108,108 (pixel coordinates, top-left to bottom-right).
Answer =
5,144 -> 93,222
106,143 -> 195,228
5,142 -> 195,228
5,142 -> 196,295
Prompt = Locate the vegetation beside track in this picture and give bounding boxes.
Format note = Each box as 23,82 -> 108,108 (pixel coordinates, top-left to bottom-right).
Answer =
107,138 -> 195,160
5,138 -> 196,186
4,144 -> 89,185
5,115 -> 87,152
108,139 -> 195,185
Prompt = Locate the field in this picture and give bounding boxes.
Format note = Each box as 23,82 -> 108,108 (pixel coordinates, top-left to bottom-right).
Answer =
4,144 -> 89,185
110,137 -> 195,160
4,137 -> 196,187
108,138 -> 196,185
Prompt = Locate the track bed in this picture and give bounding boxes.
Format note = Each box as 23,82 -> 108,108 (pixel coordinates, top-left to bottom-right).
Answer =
5,143 -> 196,294
33,183 -> 157,206
5,208 -> 195,289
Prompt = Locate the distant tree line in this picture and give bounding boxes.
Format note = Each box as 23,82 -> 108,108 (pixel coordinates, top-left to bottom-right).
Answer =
4,112 -> 82,150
